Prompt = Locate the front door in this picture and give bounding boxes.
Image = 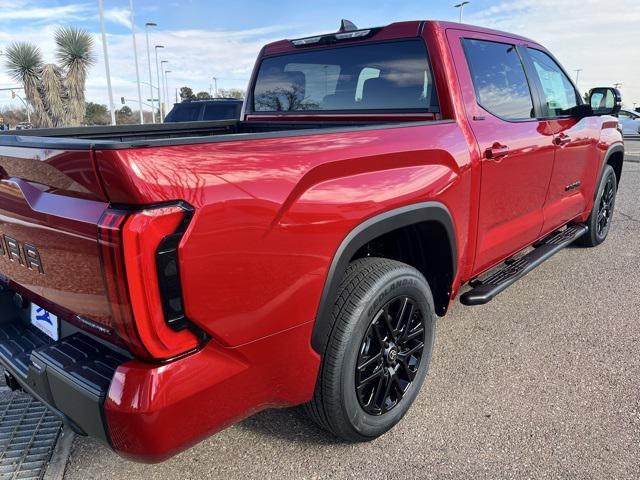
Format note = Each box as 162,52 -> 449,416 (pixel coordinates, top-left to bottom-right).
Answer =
522,47 -> 602,235
449,31 -> 555,274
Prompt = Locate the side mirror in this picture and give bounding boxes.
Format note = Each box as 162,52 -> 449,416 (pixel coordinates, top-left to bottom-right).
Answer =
588,87 -> 622,116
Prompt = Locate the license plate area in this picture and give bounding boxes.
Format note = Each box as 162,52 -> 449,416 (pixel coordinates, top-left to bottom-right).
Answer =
30,303 -> 59,341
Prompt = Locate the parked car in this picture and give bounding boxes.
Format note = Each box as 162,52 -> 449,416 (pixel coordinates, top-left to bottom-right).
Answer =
0,20 -> 624,463
14,122 -> 32,130
615,109 -> 640,135
164,98 -> 243,122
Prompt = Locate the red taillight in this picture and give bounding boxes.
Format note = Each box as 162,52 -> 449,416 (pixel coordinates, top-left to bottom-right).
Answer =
98,204 -> 200,360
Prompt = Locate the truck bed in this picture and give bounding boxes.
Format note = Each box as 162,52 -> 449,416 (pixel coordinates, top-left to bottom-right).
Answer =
0,119 -> 404,149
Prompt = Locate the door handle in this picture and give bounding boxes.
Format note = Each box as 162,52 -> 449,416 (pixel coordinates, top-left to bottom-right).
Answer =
554,133 -> 571,146
485,144 -> 509,160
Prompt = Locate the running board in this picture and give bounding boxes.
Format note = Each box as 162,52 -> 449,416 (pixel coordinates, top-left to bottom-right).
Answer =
460,224 -> 588,306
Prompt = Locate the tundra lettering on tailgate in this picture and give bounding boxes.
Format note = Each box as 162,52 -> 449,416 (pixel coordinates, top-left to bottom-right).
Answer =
0,235 -> 44,274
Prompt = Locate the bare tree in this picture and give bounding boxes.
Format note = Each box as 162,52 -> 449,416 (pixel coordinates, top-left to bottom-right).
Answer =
254,85 -> 318,111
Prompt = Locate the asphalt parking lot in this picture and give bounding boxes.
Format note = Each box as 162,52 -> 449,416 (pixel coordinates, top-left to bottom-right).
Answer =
63,144 -> 640,479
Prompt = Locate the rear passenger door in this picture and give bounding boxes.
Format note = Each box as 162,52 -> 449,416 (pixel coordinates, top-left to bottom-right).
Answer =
448,30 -> 555,274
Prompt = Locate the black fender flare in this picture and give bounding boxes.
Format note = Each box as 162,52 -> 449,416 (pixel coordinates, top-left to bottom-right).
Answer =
311,201 -> 457,354
596,143 -> 624,198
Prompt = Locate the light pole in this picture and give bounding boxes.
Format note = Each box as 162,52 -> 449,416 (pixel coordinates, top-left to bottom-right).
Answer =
454,1 -> 470,23
144,22 -> 157,123
98,0 -> 116,125
129,0 -> 144,124
161,60 -> 168,115
574,68 -> 583,87
212,76 -> 218,97
154,45 -> 164,121
164,70 -> 172,111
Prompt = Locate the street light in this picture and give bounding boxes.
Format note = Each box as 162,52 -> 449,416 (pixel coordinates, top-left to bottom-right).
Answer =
574,68 -> 583,87
164,70 -> 172,111
454,1 -> 470,23
129,0 -> 144,124
161,60 -> 168,115
144,22 -> 157,123
154,45 -> 165,121
98,0 -> 116,125
212,76 -> 218,97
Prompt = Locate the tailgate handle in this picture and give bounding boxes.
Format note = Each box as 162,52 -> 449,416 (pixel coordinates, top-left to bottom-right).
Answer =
0,177 -> 107,222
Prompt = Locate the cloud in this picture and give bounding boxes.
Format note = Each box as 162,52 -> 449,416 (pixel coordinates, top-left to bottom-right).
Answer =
0,22 -> 290,109
466,0 -> 640,106
0,3 -> 90,22
85,26 -> 290,103
0,0 -> 638,112
103,7 -> 131,29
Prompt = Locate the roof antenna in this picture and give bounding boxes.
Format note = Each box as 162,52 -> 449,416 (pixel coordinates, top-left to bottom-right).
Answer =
339,19 -> 358,32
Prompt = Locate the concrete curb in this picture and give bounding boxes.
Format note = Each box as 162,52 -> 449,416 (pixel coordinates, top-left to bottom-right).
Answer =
43,427 -> 75,480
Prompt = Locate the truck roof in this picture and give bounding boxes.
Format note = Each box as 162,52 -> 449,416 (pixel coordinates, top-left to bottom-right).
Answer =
263,20 -> 538,56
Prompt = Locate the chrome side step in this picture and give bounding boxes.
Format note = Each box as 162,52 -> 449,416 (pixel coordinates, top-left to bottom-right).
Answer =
460,224 -> 588,306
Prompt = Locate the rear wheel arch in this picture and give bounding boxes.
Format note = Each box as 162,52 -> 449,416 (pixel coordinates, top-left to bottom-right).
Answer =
311,202 -> 457,354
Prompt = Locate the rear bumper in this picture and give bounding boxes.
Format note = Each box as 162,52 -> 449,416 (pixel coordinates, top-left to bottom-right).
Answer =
0,322 -> 127,443
104,320 -> 320,462
0,311 -> 320,463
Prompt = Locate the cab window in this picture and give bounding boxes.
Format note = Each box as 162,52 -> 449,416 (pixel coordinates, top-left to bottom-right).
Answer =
252,40 -> 438,112
462,39 -> 535,121
527,48 -> 579,117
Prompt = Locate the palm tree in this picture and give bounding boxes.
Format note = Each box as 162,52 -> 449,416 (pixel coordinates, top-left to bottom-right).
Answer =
56,27 -> 95,125
4,27 -> 95,128
4,43 -> 49,127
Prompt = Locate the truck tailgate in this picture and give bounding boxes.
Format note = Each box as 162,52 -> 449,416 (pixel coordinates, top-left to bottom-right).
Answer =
0,145 -> 114,339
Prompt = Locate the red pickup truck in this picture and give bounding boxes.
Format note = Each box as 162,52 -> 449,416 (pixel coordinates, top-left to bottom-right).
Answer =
0,20 -> 624,462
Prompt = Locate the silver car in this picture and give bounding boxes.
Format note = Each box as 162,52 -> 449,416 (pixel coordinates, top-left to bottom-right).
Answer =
616,110 -> 640,136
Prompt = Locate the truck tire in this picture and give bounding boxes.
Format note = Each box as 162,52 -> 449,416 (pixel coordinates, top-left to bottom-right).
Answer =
576,164 -> 617,247
304,257 -> 436,441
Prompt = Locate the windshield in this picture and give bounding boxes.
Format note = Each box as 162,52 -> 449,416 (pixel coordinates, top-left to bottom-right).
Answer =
252,40 -> 438,113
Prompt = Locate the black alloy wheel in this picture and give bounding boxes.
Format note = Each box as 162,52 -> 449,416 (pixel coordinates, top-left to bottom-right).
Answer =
596,174 -> 616,238
355,296 -> 425,415
576,164 -> 617,247
304,257 -> 436,442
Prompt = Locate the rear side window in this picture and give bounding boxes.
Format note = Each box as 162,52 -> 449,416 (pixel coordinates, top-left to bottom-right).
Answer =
463,39 -> 535,120
166,103 -> 202,122
203,102 -> 242,120
252,40 -> 438,113
526,48 -> 578,117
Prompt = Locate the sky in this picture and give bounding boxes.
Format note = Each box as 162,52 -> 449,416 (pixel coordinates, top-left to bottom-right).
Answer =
0,0 -> 639,111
